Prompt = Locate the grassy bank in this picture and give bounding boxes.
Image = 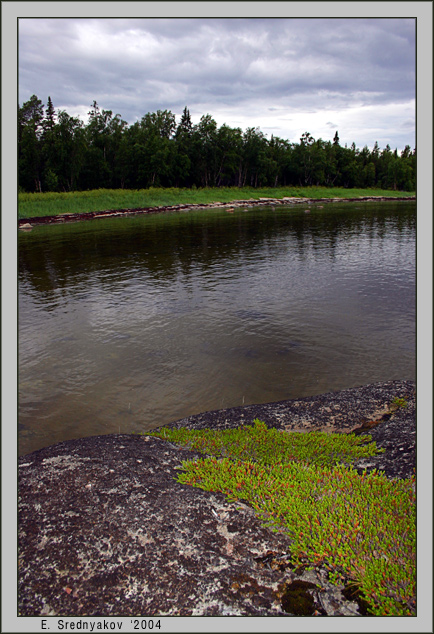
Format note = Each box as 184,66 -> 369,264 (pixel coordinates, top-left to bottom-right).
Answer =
150,420 -> 416,616
18,186 -> 415,220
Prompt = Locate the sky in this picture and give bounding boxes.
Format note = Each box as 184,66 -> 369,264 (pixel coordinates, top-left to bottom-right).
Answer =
19,17 -> 415,152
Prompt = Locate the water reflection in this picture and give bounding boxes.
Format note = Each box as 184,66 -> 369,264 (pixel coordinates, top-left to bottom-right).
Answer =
19,203 -> 415,294
19,202 -> 415,455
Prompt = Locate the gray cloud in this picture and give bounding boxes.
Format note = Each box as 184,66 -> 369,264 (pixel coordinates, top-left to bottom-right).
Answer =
18,17 -> 415,150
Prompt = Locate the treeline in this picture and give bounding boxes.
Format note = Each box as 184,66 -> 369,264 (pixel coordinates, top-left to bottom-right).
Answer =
18,95 -> 416,193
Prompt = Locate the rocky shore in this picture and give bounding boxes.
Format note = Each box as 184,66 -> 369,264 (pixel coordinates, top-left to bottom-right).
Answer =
18,195 -> 415,228
18,380 -> 415,617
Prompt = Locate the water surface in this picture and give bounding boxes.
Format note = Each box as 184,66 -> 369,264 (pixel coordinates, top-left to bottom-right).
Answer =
19,201 -> 416,455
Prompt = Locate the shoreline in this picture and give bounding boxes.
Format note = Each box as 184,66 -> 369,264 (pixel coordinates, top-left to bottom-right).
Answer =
18,194 -> 415,228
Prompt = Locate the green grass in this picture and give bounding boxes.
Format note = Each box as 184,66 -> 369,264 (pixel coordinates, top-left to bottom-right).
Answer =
149,420 -> 416,616
18,186 -> 415,219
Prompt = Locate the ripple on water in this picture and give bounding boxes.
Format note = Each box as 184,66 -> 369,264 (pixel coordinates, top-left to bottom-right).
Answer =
18,202 -> 416,455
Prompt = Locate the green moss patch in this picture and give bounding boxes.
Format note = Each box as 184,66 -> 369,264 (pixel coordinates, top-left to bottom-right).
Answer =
149,421 -> 416,616
150,419 -> 383,468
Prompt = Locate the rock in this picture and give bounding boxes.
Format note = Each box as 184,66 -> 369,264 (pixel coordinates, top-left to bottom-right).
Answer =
18,197 -> 415,227
18,380 -> 415,616
164,380 -> 415,480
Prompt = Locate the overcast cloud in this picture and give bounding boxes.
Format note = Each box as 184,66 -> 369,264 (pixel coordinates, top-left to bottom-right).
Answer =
19,17 -> 415,151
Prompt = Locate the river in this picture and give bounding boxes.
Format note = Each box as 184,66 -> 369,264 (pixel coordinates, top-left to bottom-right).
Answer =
18,200 -> 416,455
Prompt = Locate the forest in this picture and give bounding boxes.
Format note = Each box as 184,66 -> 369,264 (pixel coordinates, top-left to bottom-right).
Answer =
18,95 -> 416,194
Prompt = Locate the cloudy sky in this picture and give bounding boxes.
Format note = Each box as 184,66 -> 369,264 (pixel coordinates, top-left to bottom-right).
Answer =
19,17 -> 415,151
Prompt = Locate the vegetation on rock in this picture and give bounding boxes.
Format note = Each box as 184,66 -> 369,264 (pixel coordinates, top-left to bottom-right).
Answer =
151,420 -> 383,468
149,420 -> 416,616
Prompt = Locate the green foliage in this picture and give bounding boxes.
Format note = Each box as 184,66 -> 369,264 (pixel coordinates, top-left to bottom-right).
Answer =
390,397 -> 408,410
149,421 -> 416,616
150,419 -> 383,468
18,96 -> 416,193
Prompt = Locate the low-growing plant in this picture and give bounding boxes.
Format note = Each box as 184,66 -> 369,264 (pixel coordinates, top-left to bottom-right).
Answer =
390,397 -> 408,410
149,421 -> 415,616
149,419 -> 384,468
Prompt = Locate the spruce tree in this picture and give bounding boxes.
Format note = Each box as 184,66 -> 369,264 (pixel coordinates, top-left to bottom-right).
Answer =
43,96 -> 56,131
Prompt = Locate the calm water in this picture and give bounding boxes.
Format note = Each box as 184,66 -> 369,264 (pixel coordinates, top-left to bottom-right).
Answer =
19,201 -> 416,455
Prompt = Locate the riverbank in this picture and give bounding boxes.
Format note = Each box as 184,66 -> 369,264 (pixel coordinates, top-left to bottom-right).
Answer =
18,192 -> 415,228
19,380 -> 415,617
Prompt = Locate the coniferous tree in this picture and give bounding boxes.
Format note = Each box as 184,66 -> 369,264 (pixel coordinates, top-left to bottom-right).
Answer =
53,110 -> 86,191
18,94 -> 416,192
173,107 -> 194,186
18,95 -> 45,191
41,97 -> 59,191
43,96 -> 56,132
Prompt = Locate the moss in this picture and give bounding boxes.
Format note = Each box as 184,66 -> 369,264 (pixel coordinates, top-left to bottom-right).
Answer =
149,419 -> 384,468
149,421 -> 416,616
390,397 -> 408,410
